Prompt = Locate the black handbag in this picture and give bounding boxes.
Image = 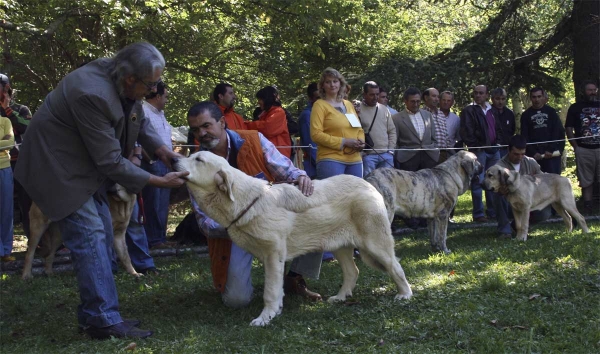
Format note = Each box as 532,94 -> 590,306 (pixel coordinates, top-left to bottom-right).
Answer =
364,106 -> 378,148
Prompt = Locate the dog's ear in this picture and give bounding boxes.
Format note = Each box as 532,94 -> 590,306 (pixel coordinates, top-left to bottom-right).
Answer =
500,168 -> 516,185
214,169 -> 235,201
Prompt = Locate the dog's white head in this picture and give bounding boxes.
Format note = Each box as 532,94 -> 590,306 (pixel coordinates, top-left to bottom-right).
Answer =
173,151 -> 236,201
456,151 -> 483,183
483,165 -> 518,192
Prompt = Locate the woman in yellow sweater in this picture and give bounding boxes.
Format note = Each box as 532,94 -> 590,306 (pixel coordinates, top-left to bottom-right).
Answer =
310,67 -> 365,179
0,115 -> 15,262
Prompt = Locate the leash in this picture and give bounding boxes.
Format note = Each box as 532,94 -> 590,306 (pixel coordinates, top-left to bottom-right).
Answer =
137,192 -> 146,224
363,141 -> 396,169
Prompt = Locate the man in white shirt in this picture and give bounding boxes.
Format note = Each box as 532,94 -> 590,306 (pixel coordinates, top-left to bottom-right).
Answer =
439,91 -> 462,158
141,81 -> 174,248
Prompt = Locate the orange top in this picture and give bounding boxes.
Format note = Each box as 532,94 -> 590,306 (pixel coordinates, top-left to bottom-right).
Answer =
245,106 -> 291,158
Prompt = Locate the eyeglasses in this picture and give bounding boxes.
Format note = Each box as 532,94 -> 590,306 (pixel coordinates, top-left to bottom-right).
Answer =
138,78 -> 162,90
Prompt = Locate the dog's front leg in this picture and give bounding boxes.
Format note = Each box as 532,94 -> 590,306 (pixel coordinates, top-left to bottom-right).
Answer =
430,217 -> 451,254
515,209 -> 529,241
250,251 -> 285,326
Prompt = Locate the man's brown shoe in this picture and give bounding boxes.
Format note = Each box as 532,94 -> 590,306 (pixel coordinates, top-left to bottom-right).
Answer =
284,275 -> 322,301
473,216 -> 488,223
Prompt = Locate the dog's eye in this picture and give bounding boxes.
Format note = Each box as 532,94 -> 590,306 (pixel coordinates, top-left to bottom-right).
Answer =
195,157 -> 201,162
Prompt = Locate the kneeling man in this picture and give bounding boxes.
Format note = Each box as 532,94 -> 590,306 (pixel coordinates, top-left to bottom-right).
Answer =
492,135 -> 551,238
187,101 -> 323,307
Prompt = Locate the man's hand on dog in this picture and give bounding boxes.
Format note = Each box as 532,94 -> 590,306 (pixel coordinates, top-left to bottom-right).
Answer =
297,175 -> 314,196
148,171 -> 190,188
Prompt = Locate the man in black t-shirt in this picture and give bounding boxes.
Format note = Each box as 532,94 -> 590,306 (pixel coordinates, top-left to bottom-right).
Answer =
565,81 -> 600,213
520,87 -> 565,174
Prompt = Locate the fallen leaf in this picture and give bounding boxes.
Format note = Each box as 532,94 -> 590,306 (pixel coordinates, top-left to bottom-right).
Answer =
344,300 -> 360,306
448,270 -> 456,276
125,342 -> 137,351
378,339 -> 385,346
529,294 -> 541,300
512,325 -> 528,330
490,319 -> 498,326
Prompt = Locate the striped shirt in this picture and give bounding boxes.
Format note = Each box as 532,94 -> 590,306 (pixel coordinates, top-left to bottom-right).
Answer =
425,107 -> 449,149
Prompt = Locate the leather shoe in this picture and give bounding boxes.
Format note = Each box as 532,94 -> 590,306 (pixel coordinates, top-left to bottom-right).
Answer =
473,216 -> 488,223
79,318 -> 142,333
138,267 -> 160,275
284,275 -> 322,301
84,321 -> 152,340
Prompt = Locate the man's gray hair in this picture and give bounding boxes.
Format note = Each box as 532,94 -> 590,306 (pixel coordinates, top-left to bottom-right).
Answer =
109,42 -> 165,97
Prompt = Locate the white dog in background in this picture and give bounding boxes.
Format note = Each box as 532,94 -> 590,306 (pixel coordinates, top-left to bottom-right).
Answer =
174,151 -> 413,326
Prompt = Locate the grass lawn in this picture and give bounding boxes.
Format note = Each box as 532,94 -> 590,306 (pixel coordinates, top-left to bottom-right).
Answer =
1,150 -> 599,353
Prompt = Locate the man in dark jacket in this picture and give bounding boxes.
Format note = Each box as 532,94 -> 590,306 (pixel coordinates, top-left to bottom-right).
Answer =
460,85 -> 504,223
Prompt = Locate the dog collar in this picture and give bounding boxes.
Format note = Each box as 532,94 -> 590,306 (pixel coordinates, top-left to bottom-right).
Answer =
226,196 -> 261,230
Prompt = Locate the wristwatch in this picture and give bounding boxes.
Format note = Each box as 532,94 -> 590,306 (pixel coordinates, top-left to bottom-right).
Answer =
133,153 -> 143,160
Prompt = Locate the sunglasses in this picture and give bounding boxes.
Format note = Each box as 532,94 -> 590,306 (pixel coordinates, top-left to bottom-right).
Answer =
139,78 -> 162,90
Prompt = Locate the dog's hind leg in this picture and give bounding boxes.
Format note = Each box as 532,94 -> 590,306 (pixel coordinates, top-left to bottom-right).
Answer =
559,200 -> 589,233
43,223 -> 63,276
250,250 -> 286,327
552,202 -> 573,232
327,247 -> 358,303
361,242 -> 412,300
22,205 -> 51,280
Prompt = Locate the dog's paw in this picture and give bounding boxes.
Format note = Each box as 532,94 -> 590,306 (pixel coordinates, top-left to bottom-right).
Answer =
394,292 -> 413,301
250,317 -> 269,327
327,295 -> 347,303
516,234 -> 527,241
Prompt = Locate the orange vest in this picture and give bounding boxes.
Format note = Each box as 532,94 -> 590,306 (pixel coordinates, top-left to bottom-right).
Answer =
208,130 -> 274,292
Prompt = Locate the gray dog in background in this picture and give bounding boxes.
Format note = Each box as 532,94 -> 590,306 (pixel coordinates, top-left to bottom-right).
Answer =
483,165 -> 589,240
366,151 -> 482,253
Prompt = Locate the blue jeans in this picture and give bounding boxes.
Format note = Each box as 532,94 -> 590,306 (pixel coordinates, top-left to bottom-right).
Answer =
472,150 -> 500,219
56,196 -> 122,328
0,167 -> 14,256
221,242 -> 324,308
362,153 -> 394,177
141,160 -> 171,247
126,200 -> 155,271
316,160 -> 362,260
316,160 -> 363,180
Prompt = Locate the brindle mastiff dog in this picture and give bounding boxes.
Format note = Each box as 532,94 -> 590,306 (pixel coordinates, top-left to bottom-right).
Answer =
483,165 -> 589,241
365,150 -> 482,253
22,184 -> 139,280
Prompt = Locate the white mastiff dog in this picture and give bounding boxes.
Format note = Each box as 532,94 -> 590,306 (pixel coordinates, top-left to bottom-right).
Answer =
173,151 -> 413,326
483,165 -> 589,240
365,150 -> 482,254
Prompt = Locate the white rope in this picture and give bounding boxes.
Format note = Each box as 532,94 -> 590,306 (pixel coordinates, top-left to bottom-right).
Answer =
172,134 -> 600,151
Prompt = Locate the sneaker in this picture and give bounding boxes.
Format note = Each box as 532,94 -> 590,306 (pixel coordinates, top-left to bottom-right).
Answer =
84,322 -> 152,340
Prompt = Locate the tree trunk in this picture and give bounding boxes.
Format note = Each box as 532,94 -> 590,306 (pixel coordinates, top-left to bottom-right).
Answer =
572,0 -> 600,100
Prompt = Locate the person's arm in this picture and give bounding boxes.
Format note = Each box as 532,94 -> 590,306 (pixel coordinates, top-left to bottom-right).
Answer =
190,193 -> 229,239
459,108 -> 477,147
0,118 -> 15,150
259,133 -> 313,196
1,95 -> 28,135
564,106 -> 578,149
386,110 -> 396,152
310,101 -> 344,150
245,107 -> 287,138
546,109 -> 562,154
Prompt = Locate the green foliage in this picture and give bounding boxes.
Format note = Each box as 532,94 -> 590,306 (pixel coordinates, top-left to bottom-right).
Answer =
0,0 -> 581,124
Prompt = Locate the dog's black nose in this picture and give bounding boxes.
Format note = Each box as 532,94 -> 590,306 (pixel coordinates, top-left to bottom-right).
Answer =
171,157 -> 179,165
